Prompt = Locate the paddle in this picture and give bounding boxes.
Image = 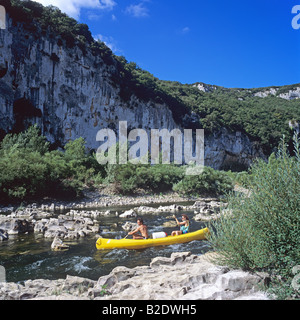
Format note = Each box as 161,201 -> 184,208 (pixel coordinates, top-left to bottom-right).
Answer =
173,215 -> 179,225
123,234 -> 129,239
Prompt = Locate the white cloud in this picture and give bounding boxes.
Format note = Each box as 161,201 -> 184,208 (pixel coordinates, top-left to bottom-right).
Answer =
87,11 -> 102,21
181,27 -> 190,34
125,2 -> 149,18
33,0 -> 116,19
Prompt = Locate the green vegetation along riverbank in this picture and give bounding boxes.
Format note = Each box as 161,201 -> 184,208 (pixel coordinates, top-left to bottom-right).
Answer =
0,125 -> 234,204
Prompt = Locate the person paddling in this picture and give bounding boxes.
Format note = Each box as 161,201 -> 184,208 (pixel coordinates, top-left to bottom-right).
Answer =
128,218 -> 149,239
171,214 -> 190,236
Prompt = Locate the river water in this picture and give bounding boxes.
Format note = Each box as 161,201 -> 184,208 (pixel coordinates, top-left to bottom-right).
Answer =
0,204 -> 211,283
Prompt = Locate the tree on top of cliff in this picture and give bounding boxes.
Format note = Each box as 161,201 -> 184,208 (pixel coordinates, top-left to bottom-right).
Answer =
6,0 -> 92,47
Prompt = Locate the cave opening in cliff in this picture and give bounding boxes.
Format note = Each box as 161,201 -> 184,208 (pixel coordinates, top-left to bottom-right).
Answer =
12,97 -> 42,133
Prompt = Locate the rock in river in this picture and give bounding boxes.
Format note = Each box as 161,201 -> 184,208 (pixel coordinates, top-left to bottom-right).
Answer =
51,236 -> 70,251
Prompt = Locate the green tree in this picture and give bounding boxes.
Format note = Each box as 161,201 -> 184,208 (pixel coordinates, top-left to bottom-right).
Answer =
1,125 -> 50,155
64,137 -> 87,164
0,148 -> 47,201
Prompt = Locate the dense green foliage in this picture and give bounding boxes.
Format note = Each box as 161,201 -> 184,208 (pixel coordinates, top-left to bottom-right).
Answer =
103,147 -> 233,195
0,127 -> 234,202
0,126 -> 104,202
113,57 -> 190,123
6,0 -> 113,59
208,135 -> 300,299
156,81 -> 300,154
5,0 -> 299,154
1,125 -> 50,154
173,166 -> 234,196
105,163 -> 185,195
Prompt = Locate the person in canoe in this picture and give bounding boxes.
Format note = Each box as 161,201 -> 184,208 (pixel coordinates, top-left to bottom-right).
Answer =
128,218 -> 149,239
171,214 -> 190,236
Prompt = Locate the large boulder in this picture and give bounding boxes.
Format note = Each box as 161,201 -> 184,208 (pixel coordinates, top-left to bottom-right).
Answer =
119,209 -> 137,218
14,219 -> 35,234
0,218 -> 34,235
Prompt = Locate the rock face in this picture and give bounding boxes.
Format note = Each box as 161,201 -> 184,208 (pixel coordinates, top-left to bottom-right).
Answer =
0,14 -> 177,148
204,128 -> 265,170
0,275 -> 96,300
0,13 -> 265,169
0,252 -> 271,300
193,83 -> 217,93
95,252 -> 270,300
254,86 -> 300,100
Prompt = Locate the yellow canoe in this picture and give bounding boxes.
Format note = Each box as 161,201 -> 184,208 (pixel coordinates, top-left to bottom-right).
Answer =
96,227 -> 209,250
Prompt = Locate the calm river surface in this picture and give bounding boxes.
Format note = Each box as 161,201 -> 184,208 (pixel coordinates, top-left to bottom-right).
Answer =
0,204 -> 211,283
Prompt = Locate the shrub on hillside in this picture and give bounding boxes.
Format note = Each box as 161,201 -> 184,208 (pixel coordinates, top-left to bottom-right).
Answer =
105,163 -> 184,195
208,135 -> 300,299
1,124 -> 50,154
173,166 -> 234,196
0,127 -> 104,203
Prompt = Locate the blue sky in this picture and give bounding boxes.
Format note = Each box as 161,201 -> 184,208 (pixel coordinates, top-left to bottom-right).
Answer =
35,0 -> 300,88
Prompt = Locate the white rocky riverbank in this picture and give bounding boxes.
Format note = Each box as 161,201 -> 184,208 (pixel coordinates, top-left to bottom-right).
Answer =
0,191 -> 197,214
0,186 -> 231,218
0,252 -> 272,300
0,196 -> 224,242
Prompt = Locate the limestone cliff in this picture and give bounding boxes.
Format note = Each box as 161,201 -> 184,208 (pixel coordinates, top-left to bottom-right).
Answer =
0,11 -> 266,170
0,14 -> 176,144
